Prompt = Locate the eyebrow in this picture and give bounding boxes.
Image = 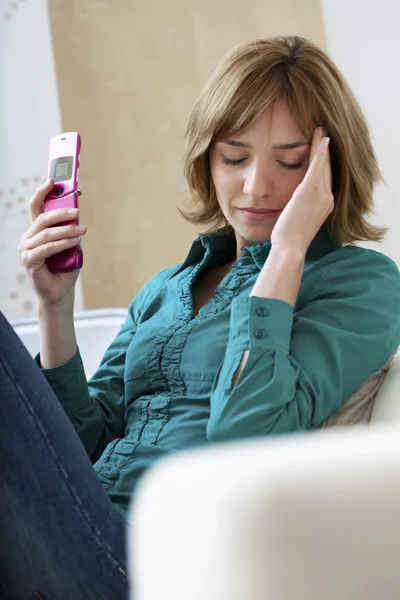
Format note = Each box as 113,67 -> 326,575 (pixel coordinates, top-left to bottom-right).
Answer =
219,139 -> 310,150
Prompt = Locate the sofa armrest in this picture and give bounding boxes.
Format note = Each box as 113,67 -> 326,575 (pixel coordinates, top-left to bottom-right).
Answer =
130,427 -> 400,600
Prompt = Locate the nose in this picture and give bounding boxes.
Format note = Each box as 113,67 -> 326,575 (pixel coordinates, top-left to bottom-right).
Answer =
243,162 -> 274,199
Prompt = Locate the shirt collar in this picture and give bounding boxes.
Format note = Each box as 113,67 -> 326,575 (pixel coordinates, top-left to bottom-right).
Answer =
178,229 -> 236,272
179,226 -> 342,272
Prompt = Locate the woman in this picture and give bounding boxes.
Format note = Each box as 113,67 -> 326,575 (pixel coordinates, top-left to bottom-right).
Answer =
2,35 -> 399,599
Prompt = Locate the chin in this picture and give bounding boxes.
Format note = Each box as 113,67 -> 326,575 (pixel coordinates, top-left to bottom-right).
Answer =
234,223 -> 273,246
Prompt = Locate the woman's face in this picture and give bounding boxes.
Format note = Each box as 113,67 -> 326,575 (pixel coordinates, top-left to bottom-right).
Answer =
209,99 -> 311,250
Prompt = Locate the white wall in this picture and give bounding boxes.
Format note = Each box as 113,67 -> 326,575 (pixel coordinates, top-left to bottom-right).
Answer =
321,0 -> 400,266
0,0 -> 83,320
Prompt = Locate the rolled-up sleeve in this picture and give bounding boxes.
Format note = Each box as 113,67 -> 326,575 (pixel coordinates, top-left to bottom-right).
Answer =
207,249 -> 400,442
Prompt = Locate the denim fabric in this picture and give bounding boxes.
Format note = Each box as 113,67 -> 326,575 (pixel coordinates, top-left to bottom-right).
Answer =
0,312 -> 129,599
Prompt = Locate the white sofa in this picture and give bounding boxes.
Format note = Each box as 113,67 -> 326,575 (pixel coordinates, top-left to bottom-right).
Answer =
11,308 -> 128,378
130,353 -> 400,600
131,426 -> 400,600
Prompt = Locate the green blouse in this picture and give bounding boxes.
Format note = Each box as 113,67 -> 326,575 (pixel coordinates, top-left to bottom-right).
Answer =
40,227 -> 400,521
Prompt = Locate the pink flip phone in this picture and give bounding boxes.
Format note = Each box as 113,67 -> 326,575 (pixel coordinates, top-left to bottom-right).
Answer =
44,132 -> 83,274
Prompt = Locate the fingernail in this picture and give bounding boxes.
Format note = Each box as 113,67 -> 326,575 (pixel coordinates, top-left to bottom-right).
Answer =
67,208 -> 78,215
75,225 -> 86,232
317,127 -> 324,136
324,137 -> 330,147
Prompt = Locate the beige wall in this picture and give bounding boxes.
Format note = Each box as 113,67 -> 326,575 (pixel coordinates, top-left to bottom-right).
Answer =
48,0 -> 325,309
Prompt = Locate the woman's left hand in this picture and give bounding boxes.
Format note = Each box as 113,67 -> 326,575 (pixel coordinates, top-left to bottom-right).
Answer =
271,127 -> 334,256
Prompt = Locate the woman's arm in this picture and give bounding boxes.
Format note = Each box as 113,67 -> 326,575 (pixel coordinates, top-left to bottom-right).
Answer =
232,245 -> 304,384
38,304 -> 136,462
38,266 -> 178,462
207,249 -> 400,442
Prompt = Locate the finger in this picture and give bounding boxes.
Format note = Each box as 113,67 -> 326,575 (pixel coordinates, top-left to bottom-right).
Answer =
303,136 -> 330,183
308,127 -> 324,166
24,223 -> 87,251
323,140 -> 332,192
25,207 -> 79,239
28,179 -> 54,223
20,238 -> 82,270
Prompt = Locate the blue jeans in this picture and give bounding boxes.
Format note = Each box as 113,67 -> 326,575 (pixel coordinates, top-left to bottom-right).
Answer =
0,312 -> 129,599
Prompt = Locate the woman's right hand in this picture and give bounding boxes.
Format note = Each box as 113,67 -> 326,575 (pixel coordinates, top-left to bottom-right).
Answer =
18,179 -> 87,309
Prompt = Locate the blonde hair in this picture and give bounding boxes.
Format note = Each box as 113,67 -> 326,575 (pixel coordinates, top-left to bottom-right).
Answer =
182,36 -> 386,243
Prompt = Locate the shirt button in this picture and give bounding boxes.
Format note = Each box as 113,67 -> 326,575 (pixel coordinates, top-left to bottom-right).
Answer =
254,328 -> 267,340
256,306 -> 269,317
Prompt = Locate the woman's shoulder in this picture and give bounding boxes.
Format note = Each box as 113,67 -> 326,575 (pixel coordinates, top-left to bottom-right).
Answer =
313,244 -> 399,282
304,246 -> 400,314
300,245 -> 400,347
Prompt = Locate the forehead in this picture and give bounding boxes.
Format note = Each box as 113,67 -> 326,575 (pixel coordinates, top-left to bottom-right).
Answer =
239,100 -> 307,140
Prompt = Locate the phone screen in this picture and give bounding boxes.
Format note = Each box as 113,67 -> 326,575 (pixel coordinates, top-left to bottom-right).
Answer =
55,161 -> 69,178
50,155 -> 73,181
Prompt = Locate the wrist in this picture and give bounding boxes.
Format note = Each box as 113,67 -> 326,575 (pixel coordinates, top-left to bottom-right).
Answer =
251,244 -> 305,308
37,294 -> 75,316
37,298 -> 75,323
37,299 -> 77,369
269,244 -> 306,265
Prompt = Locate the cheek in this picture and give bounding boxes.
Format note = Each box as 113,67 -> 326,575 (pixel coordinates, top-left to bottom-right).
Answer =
211,165 -> 242,199
278,170 -> 306,202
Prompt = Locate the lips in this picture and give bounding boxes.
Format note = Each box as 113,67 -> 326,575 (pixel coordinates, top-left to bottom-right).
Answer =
239,208 -> 280,214
237,207 -> 282,221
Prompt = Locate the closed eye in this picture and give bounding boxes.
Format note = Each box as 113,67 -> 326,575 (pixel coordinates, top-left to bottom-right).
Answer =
222,157 -> 306,170
222,157 -> 247,167
278,161 -> 304,171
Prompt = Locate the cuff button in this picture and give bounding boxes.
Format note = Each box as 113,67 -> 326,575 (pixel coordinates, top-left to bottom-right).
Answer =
254,328 -> 267,340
